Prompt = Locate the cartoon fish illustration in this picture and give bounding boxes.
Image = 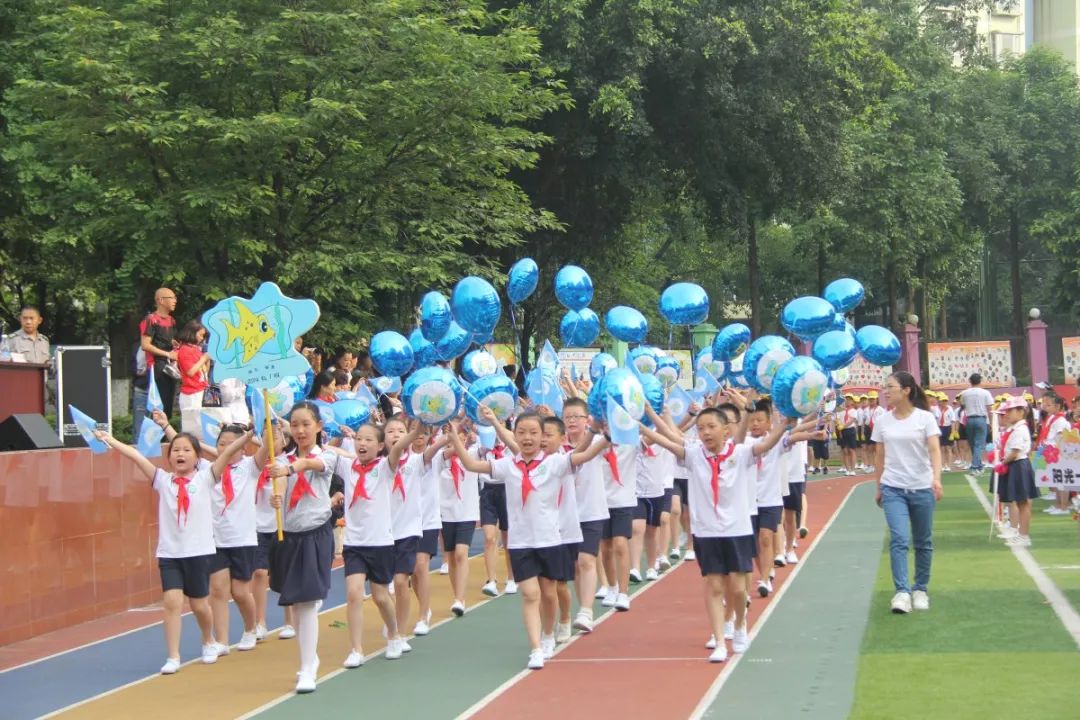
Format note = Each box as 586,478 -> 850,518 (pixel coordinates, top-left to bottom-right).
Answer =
223,303 -> 276,363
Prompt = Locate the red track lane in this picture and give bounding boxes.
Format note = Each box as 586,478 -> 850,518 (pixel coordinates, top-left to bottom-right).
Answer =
471,475 -> 863,720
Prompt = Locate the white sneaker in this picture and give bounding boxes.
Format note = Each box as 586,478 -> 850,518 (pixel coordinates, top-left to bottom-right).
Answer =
997,525 -> 1019,539
400,638 -> 412,653
481,580 -> 499,597
413,611 -> 431,636
1047,507 -> 1070,516
614,593 -> 631,611
439,562 -> 449,575
279,624 -> 296,639
645,568 -> 659,581
343,649 -> 365,668
451,600 -> 465,617
731,627 -> 749,653
160,657 -> 181,674
295,671 -> 316,694
705,634 -> 717,649
723,621 -> 735,640
527,648 -> 545,670
504,580 -> 518,595
756,580 -> 771,598
573,610 -> 593,633
212,642 -> 230,657
785,551 -> 799,564
709,645 -> 728,663
255,624 -> 267,641
385,638 -> 403,660
541,634 -> 556,659
555,622 -> 572,643
773,553 -> 786,568
912,590 -> 929,611
658,556 -> 672,571
669,549 -> 681,561
890,592 -> 912,614
684,549 -> 697,561
595,586 -> 608,599
201,644 -> 219,664
1006,534 -> 1032,547
629,568 -> 643,583
601,587 -> 617,607
237,631 -> 257,651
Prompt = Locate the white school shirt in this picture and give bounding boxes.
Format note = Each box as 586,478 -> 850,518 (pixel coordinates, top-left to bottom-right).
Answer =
471,444 -> 505,487
554,445 -> 585,543
601,443 -> 639,509
1041,414 -> 1072,447
389,451 -> 425,540
750,433 -> 787,508
255,455 -> 280,533
871,409 -> 940,491
419,459 -> 442,531
334,455 -> 394,547
636,445 -> 668,499
1003,421 -> 1032,457
571,435 -> 609,523
930,405 -> 944,426
279,447 -> 337,532
431,450 -> 480,523
211,455 -> 258,548
682,438 -> 756,538
489,452 -> 571,549
154,467 -> 216,558
789,440 -> 808,484
672,426 -> 696,480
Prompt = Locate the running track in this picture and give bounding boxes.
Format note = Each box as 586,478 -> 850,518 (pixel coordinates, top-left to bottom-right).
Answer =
1,475 -> 868,719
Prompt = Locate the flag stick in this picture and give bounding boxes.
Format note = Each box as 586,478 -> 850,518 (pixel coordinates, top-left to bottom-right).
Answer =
263,388 -> 284,541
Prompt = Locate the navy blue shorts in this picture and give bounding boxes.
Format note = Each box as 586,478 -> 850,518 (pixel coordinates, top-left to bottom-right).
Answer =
418,528 -> 440,557
811,439 -> 830,460
269,522 -> 334,606
159,555 -> 212,598
479,484 -> 509,529
659,488 -> 674,514
602,506 -> 634,539
579,519 -> 604,556
939,427 -> 953,447
551,543 -> 578,582
692,535 -> 755,576
255,531 -> 276,571
634,496 -> 664,527
783,482 -> 804,512
209,545 -> 257,581
393,536 -> 420,576
839,428 -> 858,450
344,544 -> 395,585
756,505 -> 782,533
674,477 -> 689,507
509,545 -> 564,582
442,520 -> 476,551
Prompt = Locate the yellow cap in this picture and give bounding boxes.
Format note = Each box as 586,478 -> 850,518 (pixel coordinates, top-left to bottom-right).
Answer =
1023,392 -> 1034,401
868,391 -> 879,399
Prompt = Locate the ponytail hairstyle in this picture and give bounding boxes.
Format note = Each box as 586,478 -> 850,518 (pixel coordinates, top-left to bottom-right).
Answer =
307,369 -> 336,399
283,401 -> 325,453
891,371 -> 928,411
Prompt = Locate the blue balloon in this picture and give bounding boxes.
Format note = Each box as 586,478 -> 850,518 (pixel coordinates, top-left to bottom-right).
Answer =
464,373 -> 519,426
605,306 -> 648,344
637,371 -> 664,427
507,258 -> 539,305
331,398 -> 373,430
401,367 -> 463,425
743,336 -> 796,393
695,349 -> 726,380
781,296 -> 837,341
554,265 -> 594,311
589,352 -> 617,381
655,355 -> 681,389
628,346 -> 661,375
300,367 -> 315,396
772,357 -> 830,419
829,312 -> 847,332
601,367 -> 646,420
659,283 -> 710,326
831,367 -> 850,388
369,330 -> 414,378
712,323 -> 752,361
409,328 -> 438,368
824,278 -> 865,314
451,276 -> 501,335
812,329 -> 858,371
587,375 -> 607,419
310,399 -> 343,439
253,375 -> 306,417
420,291 -> 452,342
560,308 -> 600,347
855,325 -> 902,367
435,320 -> 472,362
461,349 -> 499,383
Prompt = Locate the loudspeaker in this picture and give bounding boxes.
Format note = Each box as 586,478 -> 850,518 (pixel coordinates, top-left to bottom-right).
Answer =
0,413 -> 63,451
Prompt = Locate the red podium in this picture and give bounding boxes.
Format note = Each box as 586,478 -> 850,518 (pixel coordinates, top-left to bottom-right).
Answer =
0,361 -> 48,422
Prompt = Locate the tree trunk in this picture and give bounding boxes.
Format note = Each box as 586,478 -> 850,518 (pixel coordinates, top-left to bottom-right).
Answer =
1009,210 -> 1023,336
747,209 -> 761,336
938,303 -> 947,339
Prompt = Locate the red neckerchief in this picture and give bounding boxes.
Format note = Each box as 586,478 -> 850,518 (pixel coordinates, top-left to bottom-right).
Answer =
643,443 -> 657,458
603,448 -> 622,486
349,457 -> 380,507
256,464 -> 271,498
393,451 -> 409,501
287,451 -> 319,510
449,454 -> 464,499
173,475 -> 193,526
514,453 -> 545,507
220,463 -> 237,515
704,441 -> 736,513
998,427 -> 1014,458
843,408 -> 852,426
1037,413 -> 1065,448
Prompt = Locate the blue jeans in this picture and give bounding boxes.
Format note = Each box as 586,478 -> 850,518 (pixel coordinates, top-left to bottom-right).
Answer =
881,485 -> 935,593
132,386 -> 148,441
967,416 -> 988,470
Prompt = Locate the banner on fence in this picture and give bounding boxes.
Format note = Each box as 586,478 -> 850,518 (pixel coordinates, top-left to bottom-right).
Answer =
1064,337 -> 1080,385
1033,429 -> 1080,489
927,341 -> 1013,389
845,355 -> 892,389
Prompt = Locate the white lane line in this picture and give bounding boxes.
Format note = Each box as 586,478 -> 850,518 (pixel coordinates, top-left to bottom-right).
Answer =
964,474 -> 1080,649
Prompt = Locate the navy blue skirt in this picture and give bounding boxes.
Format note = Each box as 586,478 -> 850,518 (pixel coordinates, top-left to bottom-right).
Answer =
998,458 -> 1039,503
269,521 -> 334,606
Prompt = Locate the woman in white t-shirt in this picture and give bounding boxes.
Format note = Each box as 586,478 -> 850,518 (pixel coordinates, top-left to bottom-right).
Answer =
870,371 -> 943,616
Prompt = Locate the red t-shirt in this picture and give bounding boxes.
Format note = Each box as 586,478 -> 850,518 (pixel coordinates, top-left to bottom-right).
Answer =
177,344 -> 208,395
139,313 -> 176,369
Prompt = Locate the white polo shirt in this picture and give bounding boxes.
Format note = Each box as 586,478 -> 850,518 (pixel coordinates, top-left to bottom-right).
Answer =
750,433 -> 787,508
489,452 -> 571,549
571,435 -> 609,523
1003,421 -> 1032,456
636,445 -> 668,499
683,439 -> 756,538
431,450 -> 480,523
334,455 -> 394,547
555,446 -> 584,544
601,444 -> 639,509
154,467 -> 216,558
390,451 -> 425,540
419,459 -> 442,531
788,440 -> 807,484
211,455 -> 258,548
279,447 -> 337,532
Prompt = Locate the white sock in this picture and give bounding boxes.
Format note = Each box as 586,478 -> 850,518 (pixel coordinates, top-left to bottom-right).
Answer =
295,601 -> 320,674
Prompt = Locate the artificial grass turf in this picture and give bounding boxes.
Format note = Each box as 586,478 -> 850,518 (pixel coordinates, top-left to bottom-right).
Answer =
1024,497 -> 1080,609
849,472 -> 1080,720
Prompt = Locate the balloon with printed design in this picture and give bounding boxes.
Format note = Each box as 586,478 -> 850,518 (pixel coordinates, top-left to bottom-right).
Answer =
812,329 -> 858,371
401,367 -> 463,425
726,353 -> 751,389
409,328 -> 438,369
743,336 -> 796,393
590,352 -> 618,381
627,345 -> 661,375
712,323 -> 752,361
554,265 -> 594,311
560,308 -> 600,347
655,355 -> 681,389
830,366 -> 850,388
781,296 -> 837,341
420,292 -> 452,343
461,349 -> 499,383
451,276 -> 501,336
855,325 -> 902,367
659,283 -> 710,326
772,356 -> 830,419
601,367 -> 646,420
695,348 -> 726,380
369,331 -> 414,378
507,258 -> 539,305
824,278 -> 865,314
465,373 -> 519,426
604,306 -> 648,344
435,320 -> 472,362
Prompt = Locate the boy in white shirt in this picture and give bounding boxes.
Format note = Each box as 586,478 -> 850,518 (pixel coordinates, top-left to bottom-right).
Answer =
598,439 -> 640,611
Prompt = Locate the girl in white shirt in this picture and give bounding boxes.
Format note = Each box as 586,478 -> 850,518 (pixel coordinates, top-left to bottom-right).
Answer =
95,428 -> 251,674
429,424 -> 480,617
386,417 -> 429,639
993,396 -> 1038,546
1039,393 -> 1073,515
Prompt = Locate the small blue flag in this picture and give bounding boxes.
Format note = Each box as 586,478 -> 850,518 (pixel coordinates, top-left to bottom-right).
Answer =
606,396 -> 640,446
691,368 -> 720,400
136,419 -> 165,458
537,339 -> 559,370
666,384 -> 694,426
68,405 -> 109,454
527,367 -> 563,415
372,376 -> 402,395
147,372 -> 164,414
352,382 -> 377,407
477,425 -> 497,450
200,413 -> 222,446
570,364 -> 579,383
